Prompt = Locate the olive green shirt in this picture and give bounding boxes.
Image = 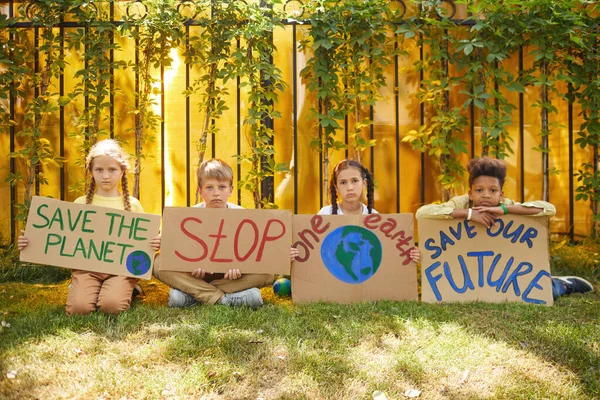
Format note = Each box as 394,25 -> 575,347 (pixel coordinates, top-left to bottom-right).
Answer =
415,194 -> 556,220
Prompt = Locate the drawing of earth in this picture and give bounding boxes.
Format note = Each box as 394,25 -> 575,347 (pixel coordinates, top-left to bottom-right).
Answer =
320,225 -> 382,284
126,250 -> 152,276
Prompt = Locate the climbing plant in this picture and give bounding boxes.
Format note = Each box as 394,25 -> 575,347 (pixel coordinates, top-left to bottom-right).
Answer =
65,0 -> 127,192
118,0 -> 185,199
6,1 -> 67,221
299,0 -> 395,202
233,0 -> 289,209
400,0 -> 468,200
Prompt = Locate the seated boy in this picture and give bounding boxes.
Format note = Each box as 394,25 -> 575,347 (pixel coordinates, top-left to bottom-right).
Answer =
154,158 -> 295,307
416,156 -> 593,299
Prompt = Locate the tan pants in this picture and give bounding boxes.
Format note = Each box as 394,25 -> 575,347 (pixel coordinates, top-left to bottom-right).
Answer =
152,254 -> 273,305
66,270 -> 137,315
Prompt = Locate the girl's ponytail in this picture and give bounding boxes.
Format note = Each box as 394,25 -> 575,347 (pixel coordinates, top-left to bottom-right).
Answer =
363,165 -> 375,214
330,182 -> 339,214
121,174 -> 132,212
85,180 -> 96,205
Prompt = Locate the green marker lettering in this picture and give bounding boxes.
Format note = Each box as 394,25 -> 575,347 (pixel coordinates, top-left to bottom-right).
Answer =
67,208 -> 83,232
81,210 -> 96,233
116,243 -> 135,264
106,212 -> 121,236
118,217 -> 134,239
49,207 -> 64,231
88,239 -> 103,261
133,218 -> 151,241
44,233 -> 62,254
103,241 -> 115,263
72,237 -> 88,259
60,235 -> 70,256
33,204 -> 50,228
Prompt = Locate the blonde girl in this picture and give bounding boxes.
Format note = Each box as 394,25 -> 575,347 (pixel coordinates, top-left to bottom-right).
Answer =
18,139 -> 160,315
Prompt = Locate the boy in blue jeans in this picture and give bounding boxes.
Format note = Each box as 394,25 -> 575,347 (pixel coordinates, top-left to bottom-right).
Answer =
154,158 -> 298,307
416,157 -> 593,300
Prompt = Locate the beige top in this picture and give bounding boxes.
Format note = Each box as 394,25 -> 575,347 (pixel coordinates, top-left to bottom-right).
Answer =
74,194 -> 144,213
415,194 -> 555,220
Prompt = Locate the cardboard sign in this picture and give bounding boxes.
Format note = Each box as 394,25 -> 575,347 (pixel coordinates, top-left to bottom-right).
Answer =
291,214 -> 418,303
419,216 -> 553,305
160,207 -> 292,274
20,196 -> 160,280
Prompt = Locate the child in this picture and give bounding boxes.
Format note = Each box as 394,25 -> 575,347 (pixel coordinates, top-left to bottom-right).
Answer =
317,159 -> 420,262
318,159 -> 376,215
17,139 -> 161,315
153,158 -> 296,308
416,156 -> 593,299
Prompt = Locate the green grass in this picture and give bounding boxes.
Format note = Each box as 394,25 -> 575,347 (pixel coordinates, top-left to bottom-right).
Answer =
0,240 -> 599,399
0,278 -> 599,399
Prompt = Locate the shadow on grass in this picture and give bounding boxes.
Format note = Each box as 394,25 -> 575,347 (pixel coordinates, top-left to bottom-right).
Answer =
1,283 -> 599,398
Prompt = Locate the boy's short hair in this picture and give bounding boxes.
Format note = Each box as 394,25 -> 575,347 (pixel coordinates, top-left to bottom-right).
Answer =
467,157 -> 506,188
197,158 -> 234,187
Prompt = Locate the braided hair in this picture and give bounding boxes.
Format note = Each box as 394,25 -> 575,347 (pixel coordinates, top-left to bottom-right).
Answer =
85,139 -> 132,211
329,159 -> 375,214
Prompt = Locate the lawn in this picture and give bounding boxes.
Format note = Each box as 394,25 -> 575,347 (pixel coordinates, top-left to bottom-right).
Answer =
1,240 -> 599,399
1,275 -> 599,399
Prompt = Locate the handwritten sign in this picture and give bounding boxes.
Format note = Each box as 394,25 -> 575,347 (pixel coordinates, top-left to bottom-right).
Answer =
419,216 -> 553,305
20,196 -> 160,279
160,207 -> 292,274
291,214 -> 418,303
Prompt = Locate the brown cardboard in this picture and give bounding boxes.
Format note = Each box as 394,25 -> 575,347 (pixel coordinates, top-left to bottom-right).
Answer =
291,214 -> 418,303
419,216 -> 553,305
20,196 -> 161,280
160,207 -> 292,274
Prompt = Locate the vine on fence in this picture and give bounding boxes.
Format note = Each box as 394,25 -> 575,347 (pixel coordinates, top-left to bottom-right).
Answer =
184,0 -> 234,173
2,0 -> 600,237
299,0 -> 394,203
65,1 -> 127,193
456,0 -> 521,159
401,1 -> 467,201
6,1 -> 67,222
233,0 -> 289,209
118,0 -> 184,199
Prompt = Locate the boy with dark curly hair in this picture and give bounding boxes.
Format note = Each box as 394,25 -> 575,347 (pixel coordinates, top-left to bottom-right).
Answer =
416,157 -> 593,299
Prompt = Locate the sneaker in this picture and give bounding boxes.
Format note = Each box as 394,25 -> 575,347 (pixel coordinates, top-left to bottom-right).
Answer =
555,276 -> 594,295
168,288 -> 198,308
220,288 -> 263,308
132,284 -> 145,298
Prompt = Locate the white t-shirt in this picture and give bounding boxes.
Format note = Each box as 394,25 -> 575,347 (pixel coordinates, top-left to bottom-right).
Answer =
317,203 -> 378,215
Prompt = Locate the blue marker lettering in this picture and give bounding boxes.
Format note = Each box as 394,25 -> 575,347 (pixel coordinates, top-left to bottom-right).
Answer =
501,262 -> 533,296
424,262 -> 444,301
444,256 -> 474,294
424,238 -> 441,260
522,270 -> 550,304
467,251 -> 494,287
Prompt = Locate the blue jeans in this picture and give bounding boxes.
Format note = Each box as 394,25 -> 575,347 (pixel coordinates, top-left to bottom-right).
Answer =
552,278 -> 566,300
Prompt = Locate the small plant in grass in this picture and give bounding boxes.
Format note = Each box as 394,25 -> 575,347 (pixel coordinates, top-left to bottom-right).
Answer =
550,239 -> 600,281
